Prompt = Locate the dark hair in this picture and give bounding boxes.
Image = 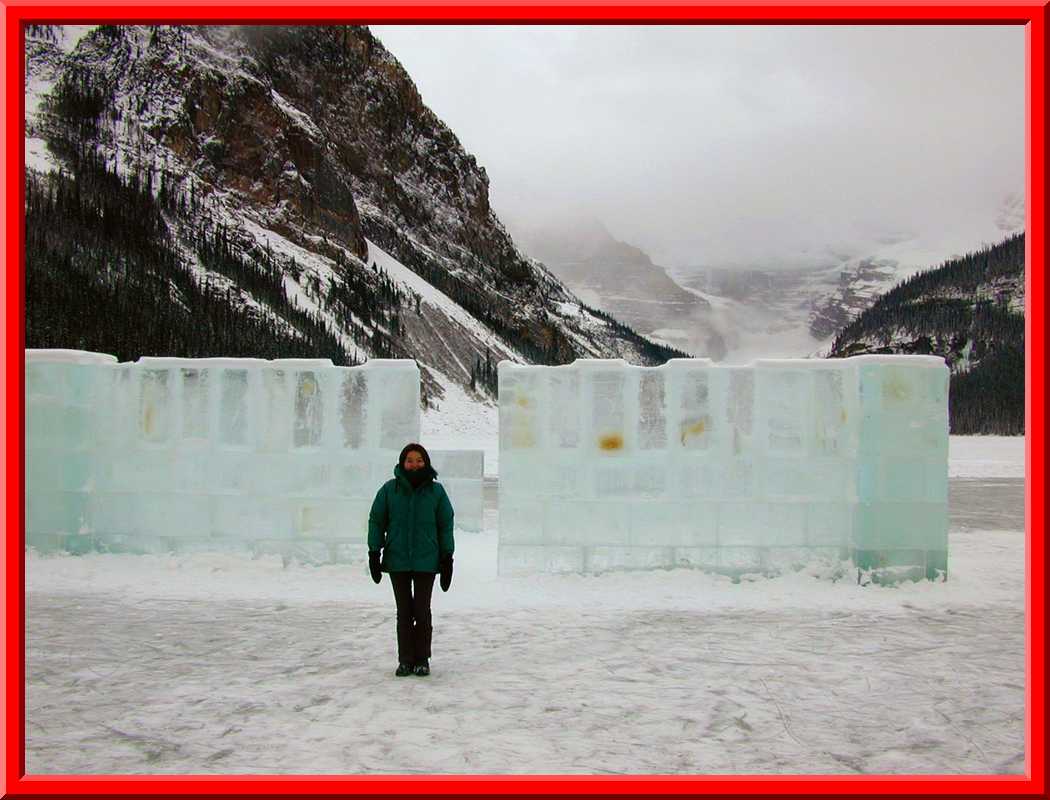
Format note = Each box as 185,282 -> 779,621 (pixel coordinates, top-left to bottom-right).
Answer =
398,442 -> 431,469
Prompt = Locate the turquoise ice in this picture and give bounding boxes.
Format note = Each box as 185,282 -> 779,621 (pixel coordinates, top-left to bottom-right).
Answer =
25,352 -> 422,561
26,350 -> 948,581
498,355 -> 949,582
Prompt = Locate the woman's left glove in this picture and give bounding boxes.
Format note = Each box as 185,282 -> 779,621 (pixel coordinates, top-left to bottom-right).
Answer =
439,553 -> 453,592
368,551 -> 382,584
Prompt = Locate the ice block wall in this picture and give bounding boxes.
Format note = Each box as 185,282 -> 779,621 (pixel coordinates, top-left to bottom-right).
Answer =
25,350 -> 118,551
428,450 -> 485,532
498,356 -> 948,581
25,351 -> 421,562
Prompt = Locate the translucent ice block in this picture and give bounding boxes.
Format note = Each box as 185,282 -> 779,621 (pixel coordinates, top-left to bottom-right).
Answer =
25,351 -> 420,560
180,368 -> 211,442
755,363 -> 808,454
497,356 -> 947,580
140,368 -> 174,445
261,367 -> 293,452
852,355 -> 949,582
637,370 -> 667,450
499,365 -> 544,451
25,350 -> 116,549
429,449 -> 484,532
548,367 -> 580,449
589,367 -> 627,454
219,369 -> 251,447
340,370 -> 369,449
725,368 -> 754,456
677,368 -> 714,451
371,361 -> 420,450
429,450 -> 484,479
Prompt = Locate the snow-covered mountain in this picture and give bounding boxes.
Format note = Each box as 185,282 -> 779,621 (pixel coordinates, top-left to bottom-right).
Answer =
512,217 -> 901,364
24,24 -> 685,410
678,255 -> 905,361
676,196 -> 1027,363
516,207 -> 1026,366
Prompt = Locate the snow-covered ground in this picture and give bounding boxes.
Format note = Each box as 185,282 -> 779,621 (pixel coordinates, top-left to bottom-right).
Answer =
25,436 -> 1026,774
948,435 -> 1026,479
422,391 -> 499,476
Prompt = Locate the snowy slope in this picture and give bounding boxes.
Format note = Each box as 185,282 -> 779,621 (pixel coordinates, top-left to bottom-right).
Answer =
366,238 -> 517,364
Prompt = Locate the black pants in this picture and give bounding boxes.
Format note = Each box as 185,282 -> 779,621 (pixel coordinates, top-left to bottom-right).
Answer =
390,571 -> 436,665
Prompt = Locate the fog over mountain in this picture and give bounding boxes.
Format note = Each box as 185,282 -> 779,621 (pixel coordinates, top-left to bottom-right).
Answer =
371,25 -> 1025,276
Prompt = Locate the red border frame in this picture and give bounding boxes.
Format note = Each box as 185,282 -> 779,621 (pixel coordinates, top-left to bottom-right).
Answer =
2,3 -> 1045,797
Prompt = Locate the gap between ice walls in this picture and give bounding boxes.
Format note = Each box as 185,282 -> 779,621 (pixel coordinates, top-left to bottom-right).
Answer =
24,350 -> 949,584
24,350 -> 483,566
498,357 -> 949,585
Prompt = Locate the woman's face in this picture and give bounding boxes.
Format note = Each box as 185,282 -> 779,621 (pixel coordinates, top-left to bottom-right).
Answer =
403,451 -> 426,471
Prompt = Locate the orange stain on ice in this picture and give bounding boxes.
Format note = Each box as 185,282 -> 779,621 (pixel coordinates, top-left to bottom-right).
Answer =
598,433 -> 624,451
680,418 -> 706,443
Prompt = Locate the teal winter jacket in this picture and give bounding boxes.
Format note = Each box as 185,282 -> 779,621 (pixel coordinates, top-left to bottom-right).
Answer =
368,464 -> 455,573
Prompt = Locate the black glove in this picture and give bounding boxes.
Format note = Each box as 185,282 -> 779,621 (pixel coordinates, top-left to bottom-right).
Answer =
439,553 -> 453,592
368,551 -> 382,584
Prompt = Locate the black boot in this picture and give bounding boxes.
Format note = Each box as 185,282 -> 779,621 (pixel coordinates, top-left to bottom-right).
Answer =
413,659 -> 430,676
395,663 -> 413,677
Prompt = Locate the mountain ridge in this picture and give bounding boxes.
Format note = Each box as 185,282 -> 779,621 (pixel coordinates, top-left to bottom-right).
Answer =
24,24 -> 687,409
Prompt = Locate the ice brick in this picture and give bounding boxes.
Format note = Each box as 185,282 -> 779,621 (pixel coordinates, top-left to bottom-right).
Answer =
293,371 -> 324,448
499,367 -> 543,451
374,362 -> 419,450
585,546 -> 673,572
429,450 -> 485,479
756,365 -> 807,454
548,367 -> 581,448
139,368 -> 174,445
27,352 -> 418,557
725,368 -> 754,456
180,368 -> 211,441
677,369 -> 713,450
638,370 -> 667,449
590,367 -> 627,454
340,370 -> 369,449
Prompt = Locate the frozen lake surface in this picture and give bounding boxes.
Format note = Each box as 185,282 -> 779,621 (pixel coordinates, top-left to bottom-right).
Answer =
26,438 -> 1027,775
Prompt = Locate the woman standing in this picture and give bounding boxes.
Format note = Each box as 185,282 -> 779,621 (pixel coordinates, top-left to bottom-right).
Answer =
368,443 -> 455,677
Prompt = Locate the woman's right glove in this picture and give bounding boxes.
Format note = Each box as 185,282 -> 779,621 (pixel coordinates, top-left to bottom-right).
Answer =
439,553 -> 454,592
368,550 -> 382,584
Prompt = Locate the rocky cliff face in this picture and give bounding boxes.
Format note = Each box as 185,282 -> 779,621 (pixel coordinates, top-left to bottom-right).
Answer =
25,25 -> 683,406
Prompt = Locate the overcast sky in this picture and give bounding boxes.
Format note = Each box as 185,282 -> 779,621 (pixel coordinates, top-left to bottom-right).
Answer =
370,25 -> 1025,272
